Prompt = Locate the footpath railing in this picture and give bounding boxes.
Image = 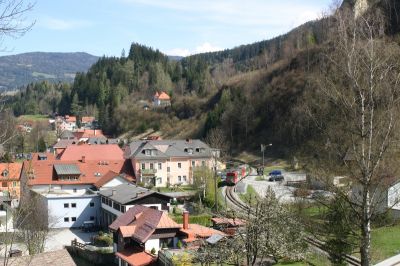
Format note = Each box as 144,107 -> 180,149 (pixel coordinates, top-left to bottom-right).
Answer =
71,239 -> 86,249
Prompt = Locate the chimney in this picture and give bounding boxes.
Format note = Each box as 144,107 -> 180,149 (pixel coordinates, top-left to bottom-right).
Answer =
183,211 -> 189,230
81,156 -> 86,163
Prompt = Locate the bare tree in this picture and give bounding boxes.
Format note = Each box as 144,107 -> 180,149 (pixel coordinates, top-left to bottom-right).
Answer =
205,127 -> 229,159
0,0 -> 34,43
306,5 -> 400,266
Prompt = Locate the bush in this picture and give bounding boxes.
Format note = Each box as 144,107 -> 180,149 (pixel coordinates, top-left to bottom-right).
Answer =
151,247 -> 156,255
94,234 -> 113,247
177,240 -> 182,249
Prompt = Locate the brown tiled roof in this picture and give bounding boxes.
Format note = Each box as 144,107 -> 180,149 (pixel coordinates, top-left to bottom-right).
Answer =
211,217 -> 246,227
116,248 -> 156,266
59,144 -> 123,161
24,158 -> 133,186
110,206 -> 180,243
0,163 -> 22,181
158,91 -> 170,100
73,129 -> 104,139
179,223 -> 226,240
53,139 -> 78,149
0,249 -> 76,266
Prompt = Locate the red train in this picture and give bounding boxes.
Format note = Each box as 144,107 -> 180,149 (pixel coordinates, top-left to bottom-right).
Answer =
225,165 -> 248,184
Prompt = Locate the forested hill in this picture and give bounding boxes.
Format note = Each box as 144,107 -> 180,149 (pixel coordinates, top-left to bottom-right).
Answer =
9,0 -> 400,156
0,52 -> 98,90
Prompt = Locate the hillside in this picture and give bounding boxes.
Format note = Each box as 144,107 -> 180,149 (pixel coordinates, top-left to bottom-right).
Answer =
8,0 -> 400,155
0,52 -> 98,90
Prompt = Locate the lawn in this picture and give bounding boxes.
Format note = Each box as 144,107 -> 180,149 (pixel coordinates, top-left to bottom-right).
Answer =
264,160 -> 292,173
239,184 -> 260,205
370,224 -> 400,264
171,213 -> 212,227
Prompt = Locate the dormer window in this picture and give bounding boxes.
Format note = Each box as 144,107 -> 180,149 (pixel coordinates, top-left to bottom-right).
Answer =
185,148 -> 193,154
195,148 -> 200,152
2,170 -> 8,177
145,149 -> 151,156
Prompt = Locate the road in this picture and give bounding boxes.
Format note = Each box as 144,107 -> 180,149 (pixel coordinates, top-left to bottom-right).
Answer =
241,169 -> 306,202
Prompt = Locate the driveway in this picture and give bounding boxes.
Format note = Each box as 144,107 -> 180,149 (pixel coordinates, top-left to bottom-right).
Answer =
45,228 -> 98,251
242,170 -> 306,203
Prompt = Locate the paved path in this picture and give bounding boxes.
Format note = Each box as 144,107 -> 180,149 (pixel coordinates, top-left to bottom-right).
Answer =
45,229 -> 97,251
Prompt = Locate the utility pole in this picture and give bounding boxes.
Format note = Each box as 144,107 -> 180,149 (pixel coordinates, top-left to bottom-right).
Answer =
211,149 -> 220,212
261,143 -> 272,168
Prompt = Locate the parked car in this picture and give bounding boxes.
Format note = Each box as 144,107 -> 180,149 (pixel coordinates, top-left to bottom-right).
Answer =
269,170 -> 282,176
269,175 -> 284,182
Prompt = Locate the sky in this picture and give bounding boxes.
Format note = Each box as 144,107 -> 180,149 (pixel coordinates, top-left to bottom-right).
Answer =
1,0 -> 334,57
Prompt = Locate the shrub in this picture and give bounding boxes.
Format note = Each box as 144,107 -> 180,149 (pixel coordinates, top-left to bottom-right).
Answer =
98,231 -> 104,236
294,188 -> 311,198
177,240 -> 182,249
94,234 -> 113,247
151,247 -> 156,255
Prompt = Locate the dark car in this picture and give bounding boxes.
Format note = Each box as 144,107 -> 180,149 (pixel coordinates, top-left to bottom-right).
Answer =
269,175 -> 284,182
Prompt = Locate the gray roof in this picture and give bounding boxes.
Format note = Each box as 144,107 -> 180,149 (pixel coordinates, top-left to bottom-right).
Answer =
60,130 -> 76,140
125,139 -> 213,160
206,234 -> 225,244
54,164 -> 81,175
53,139 -> 77,148
99,184 -> 172,205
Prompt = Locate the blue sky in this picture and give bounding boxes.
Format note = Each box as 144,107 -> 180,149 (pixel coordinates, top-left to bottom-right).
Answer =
1,0 -> 334,57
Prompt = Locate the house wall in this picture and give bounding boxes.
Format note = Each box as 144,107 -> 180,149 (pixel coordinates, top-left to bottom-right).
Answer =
132,157 -> 212,187
46,195 -> 100,228
145,238 -> 160,253
0,180 -> 20,199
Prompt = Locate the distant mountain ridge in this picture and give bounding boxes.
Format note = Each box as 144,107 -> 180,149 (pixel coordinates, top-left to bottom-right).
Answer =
0,52 -> 99,90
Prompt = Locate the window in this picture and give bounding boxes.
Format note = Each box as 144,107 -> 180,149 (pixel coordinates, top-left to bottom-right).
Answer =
178,163 -> 181,168
73,188 -> 77,193
90,202 -> 94,207
158,163 -> 162,170
113,202 -> 121,212
150,163 -> 154,170
71,203 -> 76,208
141,163 -> 145,170
71,217 -> 76,222
90,216 -> 94,221
121,206 -> 126,213
64,217 -> 69,222
2,182 -> 7,187
145,149 -> 151,156
202,161 -> 206,167
12,181 -> 16,187
64,203 -> 69,208
157,177 -> 162,184
183,176 -> 187,182
167,167 -> 170,172
192,161 -> 195,167
178,176 -> 181,182
101,197 -> 105,204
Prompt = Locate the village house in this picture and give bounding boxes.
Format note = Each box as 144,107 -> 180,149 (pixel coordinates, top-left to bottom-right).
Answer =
58,144 -> 124,161
81,116 -> 96,128
124,139 -> 215,187
0,163 -> 22,201
109,206 -> 224,266
153,91 -> 171,107
21,149 -> 133,228
99,183 -> 172,228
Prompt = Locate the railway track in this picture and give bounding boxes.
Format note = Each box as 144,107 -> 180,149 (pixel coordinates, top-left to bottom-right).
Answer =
224,172 -> 361,266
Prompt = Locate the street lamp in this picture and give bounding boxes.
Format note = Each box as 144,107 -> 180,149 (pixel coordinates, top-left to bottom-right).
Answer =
211,149 -> 220,212
261,143 -> 272,168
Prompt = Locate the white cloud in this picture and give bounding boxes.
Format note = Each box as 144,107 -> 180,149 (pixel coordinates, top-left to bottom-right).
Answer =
165,42 -> 222,56
39,17 -> 93,31
194,42 -> 222,54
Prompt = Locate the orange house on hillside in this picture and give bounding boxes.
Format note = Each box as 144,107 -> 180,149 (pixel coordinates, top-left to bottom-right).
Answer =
153,91 -> 171,107
0,163 -> 22,200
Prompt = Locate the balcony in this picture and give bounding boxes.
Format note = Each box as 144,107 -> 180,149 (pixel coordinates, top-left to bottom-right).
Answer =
140,169 -> 157,176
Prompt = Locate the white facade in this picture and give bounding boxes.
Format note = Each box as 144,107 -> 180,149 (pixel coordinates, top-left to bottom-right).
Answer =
99,177 -> 131,191
145,239 -> 160,253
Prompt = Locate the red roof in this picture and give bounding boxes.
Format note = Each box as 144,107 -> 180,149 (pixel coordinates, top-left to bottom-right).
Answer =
0,163 -> 22,181
116,248 -> 156,266
94,170 -> 133,188
179,223 -> 225,240
81,116 -> 95,123
157,91 -> 170,100
65,116 -> 76,123
73,129 -> 105,139
59,144 -> 123,161
110,206 -> 180,243
24,159 -> 133,186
